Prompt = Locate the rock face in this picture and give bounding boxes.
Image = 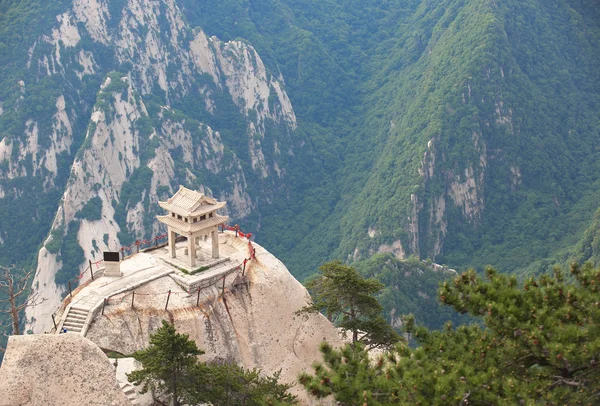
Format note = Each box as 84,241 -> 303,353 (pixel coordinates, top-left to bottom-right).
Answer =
6,0 -> 298,334
83,237 -> 344,402
0,334 -> 130,406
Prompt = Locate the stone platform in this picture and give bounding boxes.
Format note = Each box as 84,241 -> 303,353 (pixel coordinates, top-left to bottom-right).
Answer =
153,232 -> 247,292
54,232 -> 250,336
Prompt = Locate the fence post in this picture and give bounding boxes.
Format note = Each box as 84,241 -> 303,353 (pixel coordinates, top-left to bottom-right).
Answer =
196,287 -> 201,307
165,290 -> 171,310
221,275 -> 226,296
102,298 -> 107,315
68,281 -> 72,298
51,314 -> 57,331
89,259 -> 94,281
242,259 -> 247,276
131,292 -> 135,308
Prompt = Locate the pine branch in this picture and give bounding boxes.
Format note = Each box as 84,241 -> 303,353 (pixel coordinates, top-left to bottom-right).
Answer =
551,376 -> 582,387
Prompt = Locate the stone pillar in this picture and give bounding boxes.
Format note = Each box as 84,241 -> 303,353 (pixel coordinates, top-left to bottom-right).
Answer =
168,229 -> 177,259
188,235 -> 196,267
211,229 -> 219,258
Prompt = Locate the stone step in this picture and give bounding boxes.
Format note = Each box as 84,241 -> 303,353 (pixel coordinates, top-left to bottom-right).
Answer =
63,318 -> 85,326
61,326 -> 82,333
68,308 -> 89,316
64,316 -> 85,324
63,321 -> 84,329
65,313 -> 87,321
123,386 -> 136,396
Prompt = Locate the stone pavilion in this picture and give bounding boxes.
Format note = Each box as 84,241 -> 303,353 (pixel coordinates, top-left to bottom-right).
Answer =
157,186 -> 229,267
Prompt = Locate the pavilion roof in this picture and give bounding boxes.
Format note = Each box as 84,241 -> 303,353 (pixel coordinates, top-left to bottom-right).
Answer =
156,214 -> 229,233
158,185 -> 226,217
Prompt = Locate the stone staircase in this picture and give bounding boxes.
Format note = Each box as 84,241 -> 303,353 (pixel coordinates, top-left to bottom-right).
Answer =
60,307 -> 89,334
110,358 -> 152,405
119,381 -> 139,405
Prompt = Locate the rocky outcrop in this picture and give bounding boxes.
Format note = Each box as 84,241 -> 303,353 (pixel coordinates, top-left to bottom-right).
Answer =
0,334 -> 130,406
17,0 -> 297,334
81,238 -> 343,403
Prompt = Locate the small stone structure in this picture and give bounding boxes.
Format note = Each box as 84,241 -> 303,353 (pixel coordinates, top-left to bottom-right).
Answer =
103,251 -> 121,277
157,185 -> 229,267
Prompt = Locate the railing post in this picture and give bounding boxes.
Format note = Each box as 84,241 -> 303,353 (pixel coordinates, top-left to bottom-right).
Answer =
89,259 -> 94,281
221,275 -> 226,295
131,292 -> 135,308
242,258 -> 247,276
196,287 -> 201,307
51,314 -> 57,331
68,281 -> 72,298
102,298 -> 107,315
165,290 -> 171,310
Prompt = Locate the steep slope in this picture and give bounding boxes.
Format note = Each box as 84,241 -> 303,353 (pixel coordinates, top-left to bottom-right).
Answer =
261,0 -> 600,277
1,0 -> 600,341
353,253 -> 470,330
0,0 -> 298,324
81,238 -> 344,403
181,0 -> 600,280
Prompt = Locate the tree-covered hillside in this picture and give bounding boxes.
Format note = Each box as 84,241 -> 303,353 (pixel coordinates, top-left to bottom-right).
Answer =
353,253 -> 470,330
183,0 -> 600,279
0,0 -> 599,342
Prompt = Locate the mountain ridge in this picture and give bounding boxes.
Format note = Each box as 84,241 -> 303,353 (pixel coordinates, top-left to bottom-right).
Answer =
0,0 -> 598,333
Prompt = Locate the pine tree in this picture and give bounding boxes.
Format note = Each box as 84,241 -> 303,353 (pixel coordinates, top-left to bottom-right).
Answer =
300,263 -> 600,405
300,260 -> 401,348
128,320 -> 203,406
128,320 -> 297,405
194,361 -> 297,405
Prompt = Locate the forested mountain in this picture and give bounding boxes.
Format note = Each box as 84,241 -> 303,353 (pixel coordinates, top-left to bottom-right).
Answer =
231,0 -> 600,279
0,0 -> 598,335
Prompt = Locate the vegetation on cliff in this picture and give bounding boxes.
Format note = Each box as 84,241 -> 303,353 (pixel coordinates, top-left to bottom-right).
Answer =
128,320 -> 297,405
353,253 -> 470,330
299,260 -> 401,349
1,0 -> 600,363
300,263 -> 600,404
183,0 -> 600,281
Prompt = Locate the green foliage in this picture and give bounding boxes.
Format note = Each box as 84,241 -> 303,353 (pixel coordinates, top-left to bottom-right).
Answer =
128,320 -> 203,406
129,320 -> 297,405
45,226 -> 64,254
75,196 -> 103,221
54,220 -> 84,286
185,0 -> 600,283
353,253 -> 470,330
300,264 -> 600,404
113,166 -> 154,246
94,71 -> 129,117
300,260 -> 402,348
191,361 -> 297,405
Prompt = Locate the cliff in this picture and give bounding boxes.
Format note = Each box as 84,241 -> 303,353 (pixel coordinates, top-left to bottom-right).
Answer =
0,0 -> 299,333
24,232 -> 343,404
0,334 -> 130,406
